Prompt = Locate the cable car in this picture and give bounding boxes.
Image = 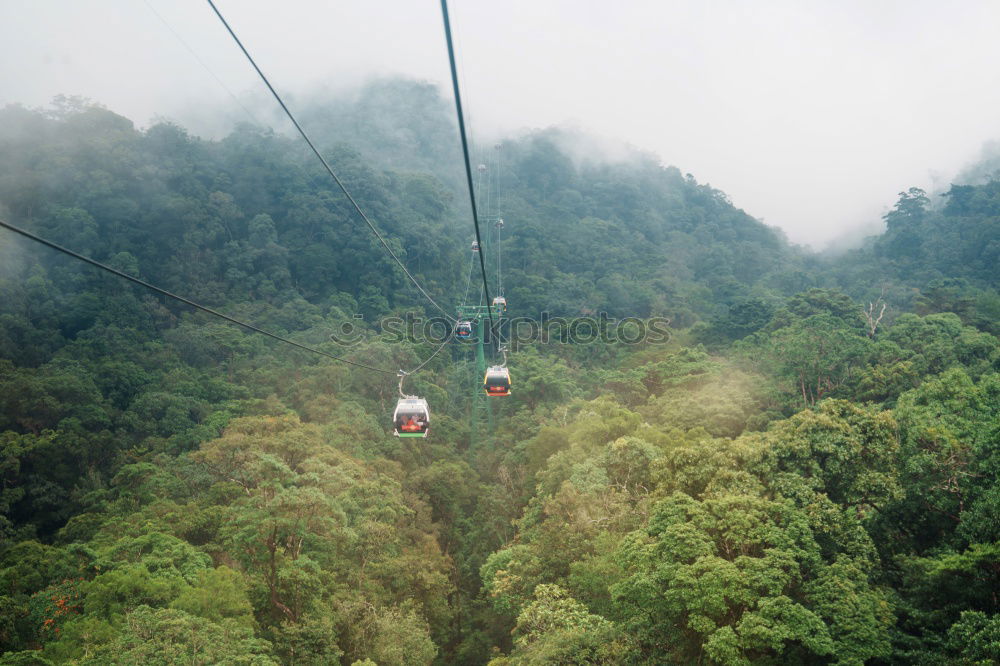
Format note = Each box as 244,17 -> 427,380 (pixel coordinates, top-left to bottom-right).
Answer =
393,397 -> 430,437
456,320 -> 474,339
492,296 -> 507,312
484,366 -> 511,397
471,240 -> 480,252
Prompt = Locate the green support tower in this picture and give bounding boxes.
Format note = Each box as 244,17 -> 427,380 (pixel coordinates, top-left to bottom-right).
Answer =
458,303 -> 502,450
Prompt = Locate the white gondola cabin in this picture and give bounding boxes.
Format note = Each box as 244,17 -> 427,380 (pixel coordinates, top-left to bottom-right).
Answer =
393,397 -> 430,437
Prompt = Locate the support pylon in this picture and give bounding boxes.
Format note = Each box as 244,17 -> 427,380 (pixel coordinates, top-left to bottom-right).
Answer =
458,304 -> 500,450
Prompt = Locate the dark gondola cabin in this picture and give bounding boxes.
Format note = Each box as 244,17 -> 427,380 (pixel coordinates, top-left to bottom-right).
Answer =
393,397 -> 430,437
456,320 -> 474,339
484,366 -> 511,397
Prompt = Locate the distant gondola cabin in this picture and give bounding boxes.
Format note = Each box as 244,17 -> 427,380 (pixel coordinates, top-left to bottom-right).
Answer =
456,320 -> 474,339
393,397 -> 430,437
484,366 -> 511,397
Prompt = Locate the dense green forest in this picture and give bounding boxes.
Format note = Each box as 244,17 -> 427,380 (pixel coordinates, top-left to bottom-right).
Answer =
0,80 -> 998,665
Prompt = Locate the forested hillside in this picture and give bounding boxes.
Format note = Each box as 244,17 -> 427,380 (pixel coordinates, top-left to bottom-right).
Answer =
0,81 -> 998,665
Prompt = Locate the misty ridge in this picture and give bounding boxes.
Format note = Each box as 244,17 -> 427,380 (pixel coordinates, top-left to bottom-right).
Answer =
3,75 -> 999,343
7,74 -> 998,285
136,74 -> 1000,255
0,77 -> 996,332
0,76 -> 799,320
179,77 -> 711,202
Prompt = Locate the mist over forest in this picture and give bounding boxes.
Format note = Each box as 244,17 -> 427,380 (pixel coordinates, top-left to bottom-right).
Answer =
0,75 -> 998,665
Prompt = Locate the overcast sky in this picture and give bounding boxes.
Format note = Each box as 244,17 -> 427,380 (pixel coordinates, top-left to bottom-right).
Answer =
3,0 -> 1000,248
